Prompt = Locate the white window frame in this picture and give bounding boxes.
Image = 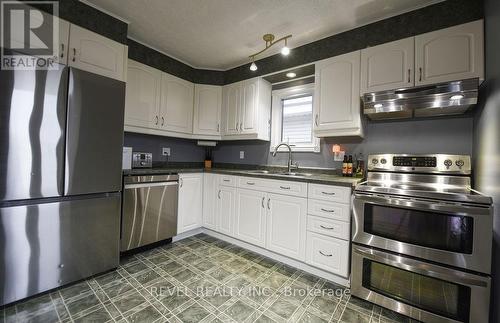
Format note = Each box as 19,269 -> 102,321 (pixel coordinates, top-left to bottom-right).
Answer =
270,83 -> 320,153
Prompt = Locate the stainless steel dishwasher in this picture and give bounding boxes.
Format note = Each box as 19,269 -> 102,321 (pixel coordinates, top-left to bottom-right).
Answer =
121,174 -> 178,251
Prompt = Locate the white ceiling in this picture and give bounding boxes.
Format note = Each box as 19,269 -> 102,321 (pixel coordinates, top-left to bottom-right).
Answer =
83,0 -> 444,70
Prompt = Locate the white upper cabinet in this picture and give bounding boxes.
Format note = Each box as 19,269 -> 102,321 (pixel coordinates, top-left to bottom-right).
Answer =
314,51 -> 362,138
222,78 -> 271,140
160,73 -> 194,134
56,19 -> 70,65
222,83 -> 241,135
266,194 -> 307,261
360,37 -> 415,93
415,20 -> 484,86
193,84 -> 222,136
124,59 -> 161,129
68,25 -> 127,81
178,174 -> 203,234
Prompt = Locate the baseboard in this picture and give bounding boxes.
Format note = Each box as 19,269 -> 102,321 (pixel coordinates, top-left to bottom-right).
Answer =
172,227 -> 203,242
201,228 -> 350,287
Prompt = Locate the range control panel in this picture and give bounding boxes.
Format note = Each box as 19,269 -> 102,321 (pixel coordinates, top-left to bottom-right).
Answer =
368,154 -> 471,174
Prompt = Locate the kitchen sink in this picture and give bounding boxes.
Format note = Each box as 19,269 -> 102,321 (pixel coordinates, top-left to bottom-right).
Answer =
245,170 -> 314,177
246,170 -> 271,174
277,172 -> 314,177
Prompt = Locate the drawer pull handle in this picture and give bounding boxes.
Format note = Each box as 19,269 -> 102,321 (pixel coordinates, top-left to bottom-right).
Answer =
223,179 -> 230,182
320,225 -> 334,230
320,208 -> 334,213
321,191 -> 335,195
267,198 -> 271,210
247,182 -> 255,185
280,186 -> 290,190
319,251 -> 332,257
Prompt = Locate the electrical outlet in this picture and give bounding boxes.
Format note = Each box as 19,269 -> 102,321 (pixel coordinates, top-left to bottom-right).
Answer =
162,147 -> 171,156
239,151 -> 245,159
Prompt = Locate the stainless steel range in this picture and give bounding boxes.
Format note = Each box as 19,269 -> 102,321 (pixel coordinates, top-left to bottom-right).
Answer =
351,154 -> 492,323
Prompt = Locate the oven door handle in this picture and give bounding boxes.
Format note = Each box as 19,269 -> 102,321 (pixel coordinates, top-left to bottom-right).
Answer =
352,245 -> 489,287
353,193 -> 490,217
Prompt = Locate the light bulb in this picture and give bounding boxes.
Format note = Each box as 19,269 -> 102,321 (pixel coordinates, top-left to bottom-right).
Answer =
250,61 -> 258,71
281,46 -> 290,56
286,72 -> 296,78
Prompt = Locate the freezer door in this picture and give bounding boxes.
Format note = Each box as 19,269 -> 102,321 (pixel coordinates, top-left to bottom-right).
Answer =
0,194 -> 120,306
0,66 -> 68,202
65,68 -> 125,196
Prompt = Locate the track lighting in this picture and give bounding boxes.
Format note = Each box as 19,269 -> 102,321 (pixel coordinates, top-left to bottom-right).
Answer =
249,33 -> 292,71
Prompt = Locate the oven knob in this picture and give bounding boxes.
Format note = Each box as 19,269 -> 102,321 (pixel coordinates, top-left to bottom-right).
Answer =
380,158 -> 387,164
371,158 -> 378,165
444,159 -> 452,168
455,160 -> 464,167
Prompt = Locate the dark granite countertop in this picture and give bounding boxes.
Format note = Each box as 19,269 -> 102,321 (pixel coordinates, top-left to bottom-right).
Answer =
123,163 -> 363,187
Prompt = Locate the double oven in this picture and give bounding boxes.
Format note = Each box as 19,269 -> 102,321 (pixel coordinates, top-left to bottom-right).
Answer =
351,154 -> 493,323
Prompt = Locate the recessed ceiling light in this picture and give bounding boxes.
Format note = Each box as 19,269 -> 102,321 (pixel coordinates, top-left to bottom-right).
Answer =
286,72 -> 296,78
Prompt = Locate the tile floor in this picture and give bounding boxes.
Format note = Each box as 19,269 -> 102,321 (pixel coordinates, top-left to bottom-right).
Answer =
1,234 -> 417,323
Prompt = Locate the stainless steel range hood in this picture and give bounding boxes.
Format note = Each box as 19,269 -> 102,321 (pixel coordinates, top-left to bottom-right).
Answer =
362,78 -> 479,120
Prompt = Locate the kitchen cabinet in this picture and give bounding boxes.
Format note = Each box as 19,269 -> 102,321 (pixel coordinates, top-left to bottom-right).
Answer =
222,78 -> 272,140
202,173 -> 217,230
217,185 -> 236,237
306,232 -> 349,277
124,59 -> 162,129
56,19 -> 71,65
415,20 -> 484,86
266,194 -> 307,261
193,84 -> 222,136
313,51 -> 363,137
68,25 -> 127,81
360,37 -> 415,93
234,188 -> 267,247
160,73 -> 194,134
177,173 -> 203,234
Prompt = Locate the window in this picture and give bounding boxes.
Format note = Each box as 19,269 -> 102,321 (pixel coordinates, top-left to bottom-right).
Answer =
270,84 -> 319,152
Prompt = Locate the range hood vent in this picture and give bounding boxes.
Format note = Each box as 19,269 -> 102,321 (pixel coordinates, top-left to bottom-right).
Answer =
362,78 -> 479,120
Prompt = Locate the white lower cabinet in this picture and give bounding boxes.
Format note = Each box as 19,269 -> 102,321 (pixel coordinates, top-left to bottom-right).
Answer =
266,194 -> 307,261
217,185 -> 236,237
177,173 -> 203,234
234,188 -> 267,248
202,173 -> 217,230
306,232 -> 349,277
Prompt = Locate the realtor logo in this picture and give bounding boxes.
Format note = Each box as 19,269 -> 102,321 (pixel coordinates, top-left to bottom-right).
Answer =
1,1 -> 59,69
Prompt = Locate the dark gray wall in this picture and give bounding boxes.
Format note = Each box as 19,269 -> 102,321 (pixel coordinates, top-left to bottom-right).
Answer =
213,117 -> 474,168
474,0 -> 500,321
124,132 -> 205,163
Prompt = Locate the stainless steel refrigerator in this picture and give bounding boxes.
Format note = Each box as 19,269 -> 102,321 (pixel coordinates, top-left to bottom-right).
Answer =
0,64 -> 125,306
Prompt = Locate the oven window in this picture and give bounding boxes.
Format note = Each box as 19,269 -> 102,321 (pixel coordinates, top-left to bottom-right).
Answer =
364,204 -> 473,253
362,259 -> 471,321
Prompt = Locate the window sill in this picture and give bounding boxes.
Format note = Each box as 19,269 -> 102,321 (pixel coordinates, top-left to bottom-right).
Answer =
270,146 -> 321,153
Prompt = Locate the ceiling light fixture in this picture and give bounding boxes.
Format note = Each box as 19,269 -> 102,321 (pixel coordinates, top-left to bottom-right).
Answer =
286,72 -> 296,78
450,94 -> 464,100
249,33 -> 292,71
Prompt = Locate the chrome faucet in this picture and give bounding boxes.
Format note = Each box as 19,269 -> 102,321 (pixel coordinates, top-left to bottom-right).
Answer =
272,143 -> 296,174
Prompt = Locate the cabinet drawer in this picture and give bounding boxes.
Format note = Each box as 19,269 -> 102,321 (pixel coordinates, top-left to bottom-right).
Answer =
307,200 -> 350,222
307,215 -> 349,240
306,232 -> 349,277
262,179 -> 307,197
238,176 -> 267,190
308,184 -> 351,204
218,174 -> 237,187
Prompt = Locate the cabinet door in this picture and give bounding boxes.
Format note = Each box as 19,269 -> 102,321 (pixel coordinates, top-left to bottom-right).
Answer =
124,59 -> 161,129
56,19 -> 70,65
266,194 -> 307,261
193,84 -> 222,135
222,83 -> 240,135
241,79 -> 258,133
160,73 -> 194,134
360,37 -> 414,93
313,51 -> 362,137
178,174 -> 203,234
306,232 -> 349,277
217,186 -> 236,237
415,20 -> 484,85
68,25 -> 126,81
234,189 -> 266,247
202,173 -> 217,230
